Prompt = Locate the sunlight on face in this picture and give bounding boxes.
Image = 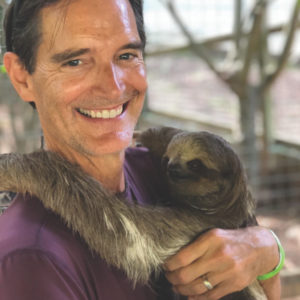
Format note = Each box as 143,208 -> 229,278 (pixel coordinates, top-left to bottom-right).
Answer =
28,0 -> 147,160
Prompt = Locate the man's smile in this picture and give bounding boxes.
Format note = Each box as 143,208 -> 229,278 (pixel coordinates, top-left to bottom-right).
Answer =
76,102 -> 129,119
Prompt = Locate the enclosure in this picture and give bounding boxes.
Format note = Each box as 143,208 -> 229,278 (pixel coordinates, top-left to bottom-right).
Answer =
1,0 -> 300,298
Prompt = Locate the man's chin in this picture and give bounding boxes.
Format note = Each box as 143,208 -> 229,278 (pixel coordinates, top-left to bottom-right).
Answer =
91,138 -> 132,157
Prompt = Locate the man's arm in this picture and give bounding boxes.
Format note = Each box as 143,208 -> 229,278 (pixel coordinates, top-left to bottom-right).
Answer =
260,275 -> 281,299
164,226 -> 281,299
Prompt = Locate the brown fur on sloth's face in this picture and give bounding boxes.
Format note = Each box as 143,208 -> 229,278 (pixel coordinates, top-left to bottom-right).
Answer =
163,131 -> 236,208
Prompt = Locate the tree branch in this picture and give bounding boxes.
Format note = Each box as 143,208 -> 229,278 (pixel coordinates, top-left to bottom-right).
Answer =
159,0 -> 230,85
256,0 -> 271,77
239,0 -> 267,85
264,0 -> 300,88
0,0 -> 8,9
233,0 -> 243,54
146,22 -> 300,57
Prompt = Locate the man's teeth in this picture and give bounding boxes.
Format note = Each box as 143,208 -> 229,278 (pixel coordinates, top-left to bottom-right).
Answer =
78,105 -> 123,119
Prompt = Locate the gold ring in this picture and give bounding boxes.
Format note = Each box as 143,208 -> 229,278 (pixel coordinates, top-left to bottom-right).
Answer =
203,279 -> 213,290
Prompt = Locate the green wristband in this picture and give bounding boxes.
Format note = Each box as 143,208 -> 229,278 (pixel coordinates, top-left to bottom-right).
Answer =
257,230 -> 285,281
0,65 -> 7,74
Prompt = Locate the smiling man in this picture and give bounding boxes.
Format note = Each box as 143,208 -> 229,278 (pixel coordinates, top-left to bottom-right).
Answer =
5,0 -> 147,192
0,0 -> 281,299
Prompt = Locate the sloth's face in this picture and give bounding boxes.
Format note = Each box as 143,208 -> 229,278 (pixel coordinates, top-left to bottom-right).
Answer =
162,132 -> 232,205
162,154 -> 223,199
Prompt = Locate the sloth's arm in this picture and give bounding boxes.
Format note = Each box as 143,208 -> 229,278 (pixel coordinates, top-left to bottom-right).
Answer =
0,151 -> 205,285
135,126 -> 183,158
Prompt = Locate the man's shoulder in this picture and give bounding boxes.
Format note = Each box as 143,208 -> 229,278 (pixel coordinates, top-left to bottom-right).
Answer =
0,194 -> 47,257
0,222 -> 88,299
0,194 -> 86,263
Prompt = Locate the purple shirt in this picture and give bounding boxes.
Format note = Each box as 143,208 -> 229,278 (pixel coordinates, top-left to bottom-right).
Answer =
0,148 -> 178,300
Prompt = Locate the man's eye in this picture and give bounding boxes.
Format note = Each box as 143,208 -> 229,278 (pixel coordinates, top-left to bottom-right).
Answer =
64,59 -> 82,67
119,53 -> 135,60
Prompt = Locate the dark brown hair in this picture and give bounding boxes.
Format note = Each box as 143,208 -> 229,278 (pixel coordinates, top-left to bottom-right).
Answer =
4,0 -> 145,108
4,0 -> 146,74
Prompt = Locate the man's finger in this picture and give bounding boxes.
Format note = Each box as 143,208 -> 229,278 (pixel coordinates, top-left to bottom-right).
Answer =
164,232 -> 212,271
173,275 -> 215,296
171,269 -> 232,296
194,280 -> 237,300
165,257 -> 213,285
165,245 -> 234,286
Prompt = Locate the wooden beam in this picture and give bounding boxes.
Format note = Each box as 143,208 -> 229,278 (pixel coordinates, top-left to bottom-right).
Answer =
146,22 -> 300,57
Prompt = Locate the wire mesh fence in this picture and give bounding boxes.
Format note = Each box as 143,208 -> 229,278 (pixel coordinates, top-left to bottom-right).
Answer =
144,50 -> 300,207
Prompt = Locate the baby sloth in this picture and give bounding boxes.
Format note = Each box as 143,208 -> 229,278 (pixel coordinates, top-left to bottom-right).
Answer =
0,127 -> 266,299
137,127 -> 255,228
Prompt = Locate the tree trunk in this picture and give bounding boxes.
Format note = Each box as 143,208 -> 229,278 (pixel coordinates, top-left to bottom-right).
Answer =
260,86 -> 273,173
239,86 -> 259,183
233,0 -> 243,55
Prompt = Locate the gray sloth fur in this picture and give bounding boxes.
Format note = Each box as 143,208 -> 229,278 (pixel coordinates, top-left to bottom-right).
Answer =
0,127 -> 266,299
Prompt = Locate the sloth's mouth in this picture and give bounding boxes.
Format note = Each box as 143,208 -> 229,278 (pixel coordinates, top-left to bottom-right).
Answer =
168,169 -> 191,182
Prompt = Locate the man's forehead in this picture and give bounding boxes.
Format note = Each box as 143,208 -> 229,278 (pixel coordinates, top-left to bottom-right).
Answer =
41,0 -> 134,31
37,0 -> 139,53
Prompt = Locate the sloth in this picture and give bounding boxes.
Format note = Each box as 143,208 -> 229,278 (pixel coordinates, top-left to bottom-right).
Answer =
0,127 -> 266,299
136,127 -> 255,226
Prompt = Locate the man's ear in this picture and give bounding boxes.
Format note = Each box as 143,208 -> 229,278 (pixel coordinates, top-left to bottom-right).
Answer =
3,52 -> 36,103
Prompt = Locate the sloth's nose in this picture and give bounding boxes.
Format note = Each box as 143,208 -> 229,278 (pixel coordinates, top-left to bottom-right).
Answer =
167,163 -> 185,181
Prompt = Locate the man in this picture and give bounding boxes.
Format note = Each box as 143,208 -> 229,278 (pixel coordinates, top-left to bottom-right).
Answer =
0,0 -> 281,299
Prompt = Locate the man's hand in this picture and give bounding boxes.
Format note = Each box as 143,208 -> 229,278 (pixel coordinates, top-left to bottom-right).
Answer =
164,227 -> 280,299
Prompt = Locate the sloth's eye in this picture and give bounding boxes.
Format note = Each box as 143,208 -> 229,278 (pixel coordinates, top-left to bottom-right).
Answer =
187,159 -> 206,172
161,156 -> 169,170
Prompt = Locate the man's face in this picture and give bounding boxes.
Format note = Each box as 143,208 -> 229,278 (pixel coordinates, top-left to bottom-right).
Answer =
28,0 -> 147,157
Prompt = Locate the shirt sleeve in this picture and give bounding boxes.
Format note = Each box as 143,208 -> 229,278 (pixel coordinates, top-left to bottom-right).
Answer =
0,249 -> 88,300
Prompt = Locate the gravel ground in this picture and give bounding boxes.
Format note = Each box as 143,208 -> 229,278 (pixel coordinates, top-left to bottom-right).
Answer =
257,207 -> 300,273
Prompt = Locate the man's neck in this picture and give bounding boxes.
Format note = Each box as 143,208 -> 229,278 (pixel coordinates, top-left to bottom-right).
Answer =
44,144 -> 126,193
79,152 -> 126,193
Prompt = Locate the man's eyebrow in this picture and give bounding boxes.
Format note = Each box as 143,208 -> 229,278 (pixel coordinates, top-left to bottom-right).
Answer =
119,42 -> 144,51
51,48 -> 90,63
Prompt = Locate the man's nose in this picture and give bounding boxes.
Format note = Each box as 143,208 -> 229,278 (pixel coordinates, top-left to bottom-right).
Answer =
92,63 -> 126,99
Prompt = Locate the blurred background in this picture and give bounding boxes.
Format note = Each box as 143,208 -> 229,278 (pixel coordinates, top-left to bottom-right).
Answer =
1,0 -> 300,298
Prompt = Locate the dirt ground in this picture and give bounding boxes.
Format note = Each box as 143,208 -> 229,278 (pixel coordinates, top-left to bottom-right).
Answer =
256,206 -> 300,299
257,206 -> 300,274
